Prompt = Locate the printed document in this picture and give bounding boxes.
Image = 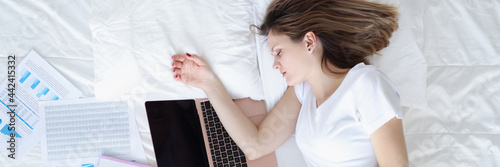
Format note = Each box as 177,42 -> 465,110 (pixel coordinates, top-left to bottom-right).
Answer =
0,50 -> 82,163
40,98 -> 146,167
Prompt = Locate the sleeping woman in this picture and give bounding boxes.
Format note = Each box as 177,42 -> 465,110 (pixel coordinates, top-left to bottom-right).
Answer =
171,0 -> 409,166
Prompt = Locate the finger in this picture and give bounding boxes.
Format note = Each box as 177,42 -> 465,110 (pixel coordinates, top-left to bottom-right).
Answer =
171,54 -> 186,62
172,67 -> 181,75
185,53 -> 205,66
172,61 -> 183,68
174,74 -> 182,82
176,74 -> 188,84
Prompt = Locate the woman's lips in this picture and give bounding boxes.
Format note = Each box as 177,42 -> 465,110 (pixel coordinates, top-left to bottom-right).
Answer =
281,72 -> 286,77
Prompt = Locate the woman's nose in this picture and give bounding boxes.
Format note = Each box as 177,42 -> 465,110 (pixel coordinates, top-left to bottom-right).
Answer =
273,59 -> 281,70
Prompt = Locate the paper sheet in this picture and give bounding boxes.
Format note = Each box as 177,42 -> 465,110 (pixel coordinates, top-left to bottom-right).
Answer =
39,98 -> 146,167
0,50 -> 82,163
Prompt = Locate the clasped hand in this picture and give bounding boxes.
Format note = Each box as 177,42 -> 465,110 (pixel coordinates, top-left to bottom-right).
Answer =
171,53 -> 216,90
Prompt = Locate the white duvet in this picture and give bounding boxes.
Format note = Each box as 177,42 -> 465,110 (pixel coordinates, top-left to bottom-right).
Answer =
0,0 -> 498,166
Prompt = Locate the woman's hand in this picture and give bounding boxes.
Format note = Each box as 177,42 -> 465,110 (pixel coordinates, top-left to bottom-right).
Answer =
172,53 -> 216,90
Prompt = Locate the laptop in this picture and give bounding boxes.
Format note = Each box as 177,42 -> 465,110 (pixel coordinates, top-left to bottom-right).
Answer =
145,98 -> 278,167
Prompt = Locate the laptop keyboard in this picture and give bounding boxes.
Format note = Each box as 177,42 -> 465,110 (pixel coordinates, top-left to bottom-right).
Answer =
201,101 -> 248,167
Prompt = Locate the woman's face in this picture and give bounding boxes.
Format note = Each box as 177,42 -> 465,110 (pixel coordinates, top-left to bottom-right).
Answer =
267,31 -> 316,85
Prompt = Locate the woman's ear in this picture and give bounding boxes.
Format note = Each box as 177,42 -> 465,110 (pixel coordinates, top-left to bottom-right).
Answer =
303,31 -> 317,53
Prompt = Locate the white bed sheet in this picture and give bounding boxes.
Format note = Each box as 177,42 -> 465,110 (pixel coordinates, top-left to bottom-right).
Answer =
0,0 -> 498,167
401,0 -> 500,166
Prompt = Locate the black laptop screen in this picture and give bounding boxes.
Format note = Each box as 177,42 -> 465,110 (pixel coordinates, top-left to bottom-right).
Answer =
145,100 -> 209,167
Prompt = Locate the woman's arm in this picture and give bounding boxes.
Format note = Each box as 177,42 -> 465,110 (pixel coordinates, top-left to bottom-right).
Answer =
172,53 -> 301,160
370,117 -> 409,167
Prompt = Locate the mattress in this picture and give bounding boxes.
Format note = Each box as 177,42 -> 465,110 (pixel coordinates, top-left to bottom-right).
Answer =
0,0 -> 499,166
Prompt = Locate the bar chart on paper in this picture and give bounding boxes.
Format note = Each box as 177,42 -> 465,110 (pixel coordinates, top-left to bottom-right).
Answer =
19,69 -> 59,101
0,90 -> 26,141
0,121 -> 22,138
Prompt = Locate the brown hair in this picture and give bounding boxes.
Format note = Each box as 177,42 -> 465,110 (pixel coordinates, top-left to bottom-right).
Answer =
258,0 -> 399,74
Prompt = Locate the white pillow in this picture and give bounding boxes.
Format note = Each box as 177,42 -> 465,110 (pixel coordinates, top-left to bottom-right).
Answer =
90,0 -> 265,100
367,0 -> 427,109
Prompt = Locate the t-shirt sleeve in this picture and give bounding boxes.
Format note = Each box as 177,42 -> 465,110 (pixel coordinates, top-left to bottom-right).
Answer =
294,82 -> 306,104
356,70 -> 403,135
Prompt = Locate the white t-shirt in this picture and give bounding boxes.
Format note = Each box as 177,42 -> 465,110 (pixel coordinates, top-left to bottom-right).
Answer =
294,63 -> 403,167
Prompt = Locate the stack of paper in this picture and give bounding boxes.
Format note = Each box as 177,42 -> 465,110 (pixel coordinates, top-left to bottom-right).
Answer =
0,50 -> 82,164
0,50 -> 147,166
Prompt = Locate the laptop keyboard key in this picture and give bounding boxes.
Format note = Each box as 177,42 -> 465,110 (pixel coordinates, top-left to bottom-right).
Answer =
215,151 -> 220,156
213,139 -> 218,145
204,101 -> 211,109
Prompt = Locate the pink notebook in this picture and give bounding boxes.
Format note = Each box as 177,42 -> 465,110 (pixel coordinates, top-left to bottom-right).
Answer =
99,156 -> 152,167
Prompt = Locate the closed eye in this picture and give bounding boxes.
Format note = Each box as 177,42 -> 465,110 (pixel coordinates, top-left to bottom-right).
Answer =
271,49 -> 282,57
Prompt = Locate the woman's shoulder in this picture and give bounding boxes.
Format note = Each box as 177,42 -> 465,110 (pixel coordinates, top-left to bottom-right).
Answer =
293,81 -> 311,104
347,63 -> 397,91
349,63 -> 383,81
